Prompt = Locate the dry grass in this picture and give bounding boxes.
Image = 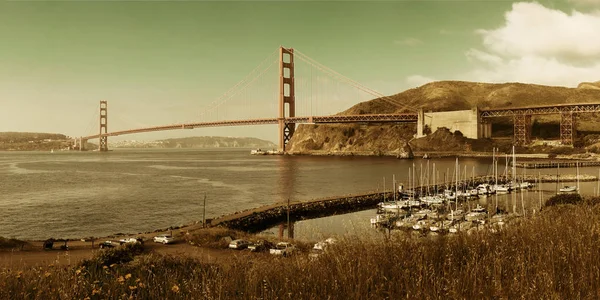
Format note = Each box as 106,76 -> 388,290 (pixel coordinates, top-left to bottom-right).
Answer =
3,201 -> 600,298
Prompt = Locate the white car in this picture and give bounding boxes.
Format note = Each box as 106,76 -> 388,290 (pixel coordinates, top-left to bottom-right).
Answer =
119,237 -> 143,245
153,234 -> 174,244
269,242 -> 296,256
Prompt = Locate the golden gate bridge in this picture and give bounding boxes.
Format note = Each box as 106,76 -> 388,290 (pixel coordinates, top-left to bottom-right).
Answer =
75,47 -> 600,151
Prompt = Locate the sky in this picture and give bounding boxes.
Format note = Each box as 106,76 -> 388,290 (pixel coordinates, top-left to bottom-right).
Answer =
1,0 -> 599,143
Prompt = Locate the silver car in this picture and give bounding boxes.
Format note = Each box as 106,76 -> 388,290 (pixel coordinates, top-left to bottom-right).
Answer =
153,234 -> 175,244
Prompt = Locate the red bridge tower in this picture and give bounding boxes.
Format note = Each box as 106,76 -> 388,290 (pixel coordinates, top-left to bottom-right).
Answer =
278,47 -> 296,152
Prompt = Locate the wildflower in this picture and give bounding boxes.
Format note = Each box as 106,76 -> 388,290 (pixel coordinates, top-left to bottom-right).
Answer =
172,284 -> 180,293
138,282 -> 145,288
117,276 -> 125,284
16,271 -> 22,279
125,273 -> 132,279
75,269 -> 82,275
44,272 -> 51,278
129,285 -> 137,291
92,288 -> 101,295
110,264 -> 117,268
135,278 -> 141,283
102,266 -> 108,270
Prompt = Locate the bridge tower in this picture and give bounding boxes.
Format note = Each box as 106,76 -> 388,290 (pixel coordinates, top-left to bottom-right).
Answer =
560,109 -> 575,145
278,47 -> 296,152
99,100 -> 108,152
513,113 -> 531,146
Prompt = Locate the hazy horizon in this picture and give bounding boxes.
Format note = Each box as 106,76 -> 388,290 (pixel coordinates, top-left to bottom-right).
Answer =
1,0 -> 599,142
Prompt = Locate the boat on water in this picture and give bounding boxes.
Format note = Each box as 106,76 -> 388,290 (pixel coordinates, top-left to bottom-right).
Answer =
250,149 -> 266,155
465,204 -> 488,222
447,209 -> 465,221
559,185 -> 578,193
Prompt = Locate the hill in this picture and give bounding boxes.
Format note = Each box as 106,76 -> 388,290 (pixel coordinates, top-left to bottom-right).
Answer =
111,136 -> 276,149
341,80 -> 600,115
0,132 -> 72,151
288,80 -> 600,155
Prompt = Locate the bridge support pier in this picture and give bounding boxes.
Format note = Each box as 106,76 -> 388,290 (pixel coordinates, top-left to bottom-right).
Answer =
513,113 -> 531,146
99,100 -> 108,152
560,110 -> 575,145
278,47 -> 295,152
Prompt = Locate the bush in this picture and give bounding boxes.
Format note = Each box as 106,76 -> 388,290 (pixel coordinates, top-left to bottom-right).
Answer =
0,237 -> 28,250
185,228 -> 248,249
545,193 -> 583,207
80,242 -> 145,269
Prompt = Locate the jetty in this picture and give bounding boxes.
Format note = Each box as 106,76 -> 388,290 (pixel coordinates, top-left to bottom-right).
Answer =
514,161 -> 600,169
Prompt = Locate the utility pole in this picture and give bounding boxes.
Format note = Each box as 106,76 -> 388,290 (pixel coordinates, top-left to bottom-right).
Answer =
202,193 -> 207,228
287,198 -> 291,239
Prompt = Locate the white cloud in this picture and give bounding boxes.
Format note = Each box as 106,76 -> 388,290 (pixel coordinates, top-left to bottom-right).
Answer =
461,2 -> 600,87
406,75 -> 436,88
393,38 -> 423,47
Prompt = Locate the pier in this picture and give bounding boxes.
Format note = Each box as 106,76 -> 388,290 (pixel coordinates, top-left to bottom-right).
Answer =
514,161 -> 600,169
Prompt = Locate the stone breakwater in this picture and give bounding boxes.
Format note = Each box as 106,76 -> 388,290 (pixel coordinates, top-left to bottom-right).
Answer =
210,192 -> 390,232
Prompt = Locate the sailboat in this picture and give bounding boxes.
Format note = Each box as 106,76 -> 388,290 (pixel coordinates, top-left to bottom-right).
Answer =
559,162 -> 579,193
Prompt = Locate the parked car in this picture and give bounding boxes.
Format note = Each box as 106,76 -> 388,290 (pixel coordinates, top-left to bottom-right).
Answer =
269,242 -> 296,256
248,240 -> 274,252
153,234 -> 175,244
119,237 -> 144,245
99,241 -> 117,249
229,239 -> 251,250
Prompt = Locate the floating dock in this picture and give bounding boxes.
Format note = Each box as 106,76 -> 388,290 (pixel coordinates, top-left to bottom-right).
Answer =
514,161 -> 600,169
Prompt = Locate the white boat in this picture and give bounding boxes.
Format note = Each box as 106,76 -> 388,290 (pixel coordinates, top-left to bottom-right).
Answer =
494,185 -> 510,194
447,209 -> 465,221
559,185 -> 578,193
421,195 -> 444,205
413,209 -> 435,219
465,204 -> 488,222
250,149 -> 266,155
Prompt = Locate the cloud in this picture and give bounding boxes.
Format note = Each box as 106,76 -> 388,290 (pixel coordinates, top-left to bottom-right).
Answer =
393,38 -> 423,47
461,2 -> 600,87
406,75 -> 436,88
439,29 -> 453,35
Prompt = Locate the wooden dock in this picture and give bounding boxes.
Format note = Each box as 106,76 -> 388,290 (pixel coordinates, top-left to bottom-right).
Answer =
514,161 -> 600,169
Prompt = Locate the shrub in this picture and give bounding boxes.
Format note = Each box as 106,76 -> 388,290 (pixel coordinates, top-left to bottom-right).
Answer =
545,193 -> 583,207
0,237 -> 28,250
185,228 -> 248,249
79,242 -> 145,269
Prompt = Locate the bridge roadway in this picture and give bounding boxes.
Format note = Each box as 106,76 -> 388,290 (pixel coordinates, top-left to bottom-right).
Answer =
82,102 -> 600,141
81,113 -> 419,140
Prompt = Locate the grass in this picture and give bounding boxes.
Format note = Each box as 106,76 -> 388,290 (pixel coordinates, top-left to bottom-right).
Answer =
3,200 -> 600,298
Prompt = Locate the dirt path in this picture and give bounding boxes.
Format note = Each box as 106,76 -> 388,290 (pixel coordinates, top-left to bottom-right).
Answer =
0,229 -> 252,269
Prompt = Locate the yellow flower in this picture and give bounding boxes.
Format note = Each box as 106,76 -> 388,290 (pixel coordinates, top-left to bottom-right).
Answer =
44,272 -> 51,278
125,273 -> 132,279
117,276 -> 125,284
138,282 -> 145,288
129,285 -> 137,291
92,288 -> 101,295
110,264 -> 117,268
171,284 -> 180,293
75,269 -> 82,275
102,266 -> 108,270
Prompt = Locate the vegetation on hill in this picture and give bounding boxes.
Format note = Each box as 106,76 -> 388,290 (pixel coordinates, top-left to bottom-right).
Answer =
111,136 -> 276,149
3,198 -> 600,298
0,132 -> 72,151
